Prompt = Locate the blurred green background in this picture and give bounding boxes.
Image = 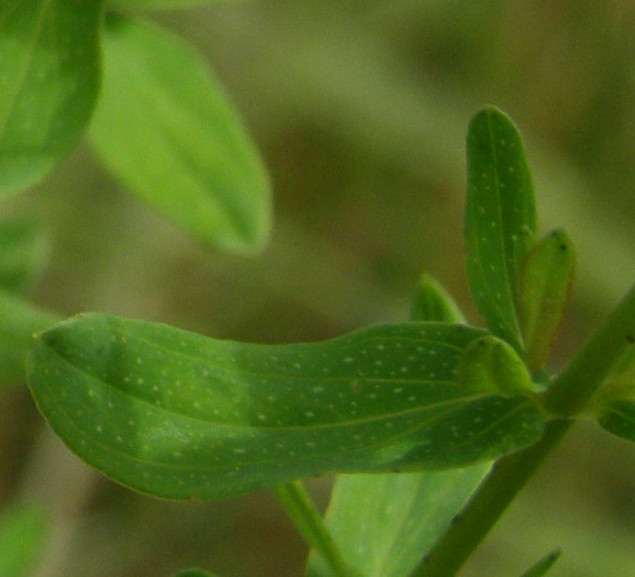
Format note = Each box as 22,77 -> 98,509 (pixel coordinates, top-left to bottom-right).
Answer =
3,0 -> 635,575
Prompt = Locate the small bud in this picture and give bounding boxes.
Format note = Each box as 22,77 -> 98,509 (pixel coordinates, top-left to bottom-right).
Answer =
459,335 -> 535,397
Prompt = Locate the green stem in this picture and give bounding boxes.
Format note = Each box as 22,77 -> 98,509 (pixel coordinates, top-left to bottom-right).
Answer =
273,481 -> 359,577
411,281 -> 635,577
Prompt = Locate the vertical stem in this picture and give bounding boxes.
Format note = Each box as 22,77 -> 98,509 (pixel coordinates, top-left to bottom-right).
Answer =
274,481 -> 359,577
411,280 -> 635,577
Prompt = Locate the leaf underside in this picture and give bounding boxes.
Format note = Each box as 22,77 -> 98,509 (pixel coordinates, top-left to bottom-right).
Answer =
27,314 -> 544,500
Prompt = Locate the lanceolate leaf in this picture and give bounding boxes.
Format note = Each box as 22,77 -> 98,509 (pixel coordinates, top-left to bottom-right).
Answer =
519,229 -> 575,373
27,314 -> 545,501
0,289 -> 60,386
465,107 -> 536,352
89,15 -> 271,254
0,0 -> 104,195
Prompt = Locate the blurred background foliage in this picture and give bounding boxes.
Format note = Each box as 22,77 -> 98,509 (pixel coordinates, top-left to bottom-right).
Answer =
3,0 -> 635,575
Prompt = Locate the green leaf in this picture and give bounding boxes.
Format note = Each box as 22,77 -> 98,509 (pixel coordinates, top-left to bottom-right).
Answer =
0,503 -> 48,577
518,549 -> 561,577
519,229 -> 575,373
306,276 -> 487,577
0,215 -> 47,294
0,0 -> 104,195
410,275 -> 464,323
89,15 -> 271,254
27,313 -> 545,500
597,399 -> 635,442
307,465 -> 489,577
459,335 -> 536,397
465,107 -> 536,352
0,289 -> 60,386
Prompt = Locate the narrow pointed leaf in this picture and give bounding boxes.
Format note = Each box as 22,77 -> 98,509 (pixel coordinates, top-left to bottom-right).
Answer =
465,107 -> 536,351
89,15 -> 271,253
307,466 -> 489,577
0,503 -> 48,577
597,399 -> 635,443
519,549 -> 561,577
27,313 -> 545,501
519,229 -> 575,373
0,289 -> 60,386
0,0 -> 104,195
0,216 -> 47,294
410,275 -> 464,323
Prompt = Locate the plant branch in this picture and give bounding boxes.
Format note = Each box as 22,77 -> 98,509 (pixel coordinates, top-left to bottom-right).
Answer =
273,481 -> 359,577
411,280 -> 635,577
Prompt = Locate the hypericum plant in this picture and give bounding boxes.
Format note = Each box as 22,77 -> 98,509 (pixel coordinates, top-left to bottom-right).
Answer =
3,4 -> 635,577
20,104 -> 635,577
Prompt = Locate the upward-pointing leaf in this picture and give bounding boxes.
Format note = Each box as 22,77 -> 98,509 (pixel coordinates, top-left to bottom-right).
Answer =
27,314 -> 545,501
89,15 -> 271,254
0,0 -> 104,195
465,107 -> 536,352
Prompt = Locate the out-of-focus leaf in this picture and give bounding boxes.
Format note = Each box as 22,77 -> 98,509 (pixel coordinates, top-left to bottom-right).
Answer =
0,0 -> 104,195
410,275 -> 464,323
27,313 -> 545,500
597,399 -> 635,442
307,466 -> 489,577
465,107 -> 536,352
0,289 -> 59,386
519,229 -> 575,373
90,15 -> 271,254
0,216 -> 47,294
519,549 -> 561,577
0,503 -> 48,577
